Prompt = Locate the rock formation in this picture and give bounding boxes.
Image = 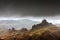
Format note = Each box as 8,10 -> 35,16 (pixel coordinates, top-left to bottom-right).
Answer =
32,19 -> 54,30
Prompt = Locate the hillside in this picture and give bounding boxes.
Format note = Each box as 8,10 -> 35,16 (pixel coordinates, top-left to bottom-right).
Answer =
0,19 -> 60,40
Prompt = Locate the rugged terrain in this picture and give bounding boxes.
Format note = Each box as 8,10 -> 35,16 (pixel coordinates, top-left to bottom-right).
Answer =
0,19 -> 60,40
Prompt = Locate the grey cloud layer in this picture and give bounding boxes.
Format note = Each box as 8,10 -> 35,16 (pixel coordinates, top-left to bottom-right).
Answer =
0,0 -> 60,17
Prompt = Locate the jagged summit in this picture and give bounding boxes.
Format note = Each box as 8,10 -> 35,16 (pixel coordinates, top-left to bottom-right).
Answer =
40,19 -> 49,25
32,19 -> 54,30
41,19 -> 48,24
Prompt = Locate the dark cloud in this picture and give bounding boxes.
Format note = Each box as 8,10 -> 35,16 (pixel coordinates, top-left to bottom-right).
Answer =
0,0 -> 60,17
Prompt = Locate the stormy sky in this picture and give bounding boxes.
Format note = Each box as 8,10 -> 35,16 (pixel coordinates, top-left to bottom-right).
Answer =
0,0 -> 60,20
0,0 -> 60,30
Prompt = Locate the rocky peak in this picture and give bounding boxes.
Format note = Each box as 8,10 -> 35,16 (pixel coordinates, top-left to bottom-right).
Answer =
32,19 -> 54,30
41,19 -> 48,24
40,19 -> 49,26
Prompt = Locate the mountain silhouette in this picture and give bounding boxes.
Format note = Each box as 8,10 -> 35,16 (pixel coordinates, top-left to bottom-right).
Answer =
32,19 -> 54,30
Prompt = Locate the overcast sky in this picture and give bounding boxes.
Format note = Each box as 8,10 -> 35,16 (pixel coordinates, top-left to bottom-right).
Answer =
0,0 -> 60,20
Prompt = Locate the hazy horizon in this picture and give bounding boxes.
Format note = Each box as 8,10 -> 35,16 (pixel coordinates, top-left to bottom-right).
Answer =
0,0 -> 59,30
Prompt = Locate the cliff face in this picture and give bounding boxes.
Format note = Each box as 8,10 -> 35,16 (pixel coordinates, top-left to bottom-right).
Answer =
32,19 -> 54,30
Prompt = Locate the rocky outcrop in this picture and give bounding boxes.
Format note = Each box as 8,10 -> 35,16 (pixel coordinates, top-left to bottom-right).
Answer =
32,19 -> 54,30
20,28 -> 28,32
